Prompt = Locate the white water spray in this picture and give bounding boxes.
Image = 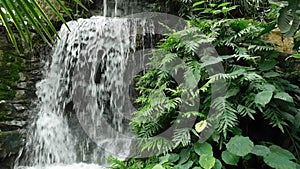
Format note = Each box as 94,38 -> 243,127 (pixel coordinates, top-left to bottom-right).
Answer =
15,15 -> 154,169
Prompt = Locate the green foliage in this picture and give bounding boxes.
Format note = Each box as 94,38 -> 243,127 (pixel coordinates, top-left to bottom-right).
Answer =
191,0 -> 270,19
0,48 -> 24,100
226,136 -> 254,157
254,91 -> 273,107
193,142 -> 213,156
111,1 -> 300,169
276,0 -> 300,37
199,155 -> 215,169
251,145 -> 271,156
221,150 -> 239,166
192,1 -> 237,18
125,5 -> 300,167
0,0 -> 91,53
131,25 -> 217,155
263,145 -> 297,169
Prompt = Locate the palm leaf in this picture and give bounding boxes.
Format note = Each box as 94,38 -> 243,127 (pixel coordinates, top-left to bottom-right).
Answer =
31,0 -> 59,38
15,0 -> 53,45
0,6 -> 19,52
0,0 -> 91,52
2,0 -> 31,50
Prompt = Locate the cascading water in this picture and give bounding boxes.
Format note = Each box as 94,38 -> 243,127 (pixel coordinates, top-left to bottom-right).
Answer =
15,4 -> 155,169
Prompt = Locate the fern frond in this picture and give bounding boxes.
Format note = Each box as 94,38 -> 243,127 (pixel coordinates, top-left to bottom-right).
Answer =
136,121 -> 162,138
139,137 -> 174,155
242,72 -> 264,82
211,97 -> 226,111
248,44 -> 274,52
209,69 -> 244,83
263,107 -> 288,133
172,128 -> 191,147
237,104 -> 256,120
216,102 -> 238,138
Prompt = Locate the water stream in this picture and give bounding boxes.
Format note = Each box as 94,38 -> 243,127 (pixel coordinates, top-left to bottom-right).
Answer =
15,2 -> 154,169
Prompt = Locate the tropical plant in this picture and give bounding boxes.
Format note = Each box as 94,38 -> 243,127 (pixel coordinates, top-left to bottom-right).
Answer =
273,0 -> 300,38
0,0 -> 91,53
110,2 -> 300,169
110,136 -> 299,169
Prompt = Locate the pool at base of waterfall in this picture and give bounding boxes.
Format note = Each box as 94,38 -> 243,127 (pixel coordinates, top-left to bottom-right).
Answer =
15,163 -> 105,169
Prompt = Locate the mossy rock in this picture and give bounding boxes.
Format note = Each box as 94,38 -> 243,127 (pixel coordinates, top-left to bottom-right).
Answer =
0,131 -> 23,158
0,131 -> 23,169
0,110 -> 23,122
0,48 -> 25,101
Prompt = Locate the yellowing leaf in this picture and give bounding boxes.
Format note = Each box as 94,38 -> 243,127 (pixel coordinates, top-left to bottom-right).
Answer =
195,120 -> 207,133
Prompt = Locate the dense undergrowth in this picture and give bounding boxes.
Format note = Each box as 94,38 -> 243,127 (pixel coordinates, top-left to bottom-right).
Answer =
109,1 -> 300,169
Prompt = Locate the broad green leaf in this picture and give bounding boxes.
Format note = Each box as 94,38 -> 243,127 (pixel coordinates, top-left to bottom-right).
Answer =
226,136 -> 254,156
226,87 -> 240,98
294,112 -> 300,128
178,148 -> 191,164
221,150 -> 240,166
195,120 -> 207,133
255,91 -> 273,107
259,60 -> 278,71
278,1 -> 300,37
292,54 -> 300,59
213,159 -> 222,169
193,1 -> 206,7
169,153 -> 180,163
261,84 -> 276,92
278,8 -> 292,33
194,142 -> 213,156
263,72 -> 281,78
259,23 -> 276,36
218,2 -> 231,8
199,155 -> 215,169
193,7 -> 205,11
274,92 -> 294,103
153,164 -> 164,169
243,153 -> 252,160
209,3 -> 217,8
212,10 -> 222,15
224,6 -> 237,13
269,145 -> 296,160
251,145 -> 271,157
180,161 -> 194,169
263,153 -> 296,169
159,154 -> 170,164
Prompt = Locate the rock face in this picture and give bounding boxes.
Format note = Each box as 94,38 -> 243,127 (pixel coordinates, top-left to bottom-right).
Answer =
0,30 -> 45,169
88,0 -> 156,16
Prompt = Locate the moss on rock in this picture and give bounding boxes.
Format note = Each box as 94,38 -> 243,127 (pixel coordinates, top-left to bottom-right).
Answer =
0,36 -> 27,168
0,131 -> 23,158
0,48 -> 25,101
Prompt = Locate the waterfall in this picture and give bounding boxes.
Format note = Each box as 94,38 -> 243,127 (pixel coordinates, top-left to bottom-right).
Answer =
114,0 -> 118,16
103,0 -> 119,17
103,0 -> 107,17
15,15 -> 154,169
